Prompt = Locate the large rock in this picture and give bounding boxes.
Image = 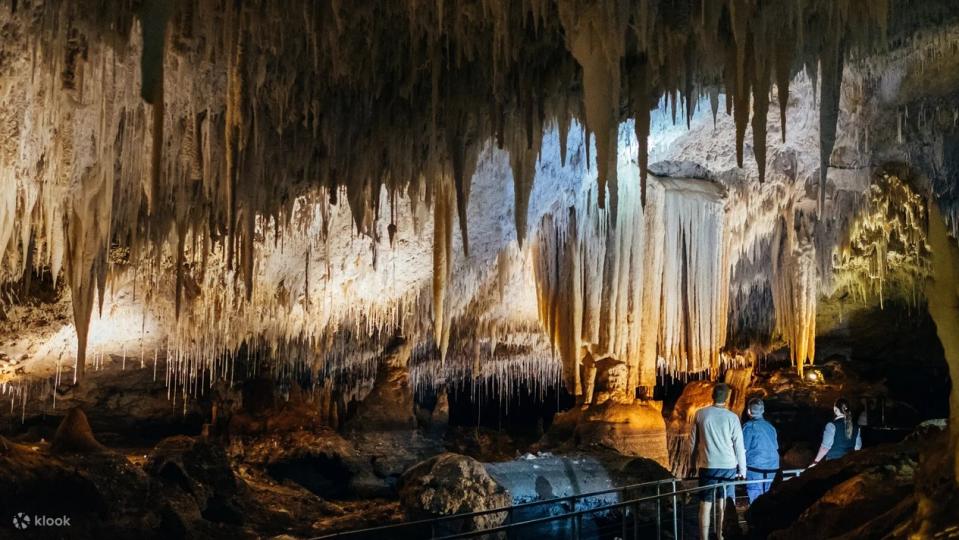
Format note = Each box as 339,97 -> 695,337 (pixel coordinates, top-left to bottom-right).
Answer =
747,440 -> 920,539
399,453 -> 511,534
574,400 -> 670,467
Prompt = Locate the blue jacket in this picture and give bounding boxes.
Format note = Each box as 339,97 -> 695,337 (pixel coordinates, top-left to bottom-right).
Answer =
742,418 -> 780,471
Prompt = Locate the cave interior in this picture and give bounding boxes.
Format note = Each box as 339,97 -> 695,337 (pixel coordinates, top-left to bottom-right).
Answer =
1,0 -> 959,538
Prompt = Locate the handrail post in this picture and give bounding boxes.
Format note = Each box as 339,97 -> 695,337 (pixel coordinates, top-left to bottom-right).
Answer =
656,482 -> 662,540
671,479 -> 678,540
573,513 -> 581,540
622,500 -> 636,540
711,483 -> 716,540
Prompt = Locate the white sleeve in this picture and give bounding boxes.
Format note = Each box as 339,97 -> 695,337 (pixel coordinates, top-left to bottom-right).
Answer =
855,430 -> 862,450
821,422 -> 835,450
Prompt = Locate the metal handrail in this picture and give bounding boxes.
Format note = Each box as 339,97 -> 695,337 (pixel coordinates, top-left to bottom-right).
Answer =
314,476 -> 680,539
435,478 -> 777,540
315,468 -> 807,539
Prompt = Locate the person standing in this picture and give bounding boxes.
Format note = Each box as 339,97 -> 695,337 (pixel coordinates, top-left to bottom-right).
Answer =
742,398 -> 779,503
811,397 -> 862,466
691,383 -> 747,540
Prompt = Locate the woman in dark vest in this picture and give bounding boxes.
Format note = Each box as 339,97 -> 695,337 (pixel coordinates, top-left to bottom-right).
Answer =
811,398 -> 862,466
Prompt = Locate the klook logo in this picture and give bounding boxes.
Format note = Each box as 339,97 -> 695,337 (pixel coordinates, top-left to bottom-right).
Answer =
11,513 -> 30,530
10,513 -> 70,530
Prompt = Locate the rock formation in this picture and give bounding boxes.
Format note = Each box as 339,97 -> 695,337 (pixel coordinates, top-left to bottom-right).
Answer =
50,407 -> 106,454
0,0 -> 957,537
399,453 -> 511,534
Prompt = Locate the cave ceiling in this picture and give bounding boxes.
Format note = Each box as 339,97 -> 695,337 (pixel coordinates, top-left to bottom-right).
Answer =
1,0 -> 958,399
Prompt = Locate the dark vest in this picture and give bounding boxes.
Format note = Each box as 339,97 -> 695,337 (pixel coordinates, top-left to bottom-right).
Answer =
825,418 -> 859,460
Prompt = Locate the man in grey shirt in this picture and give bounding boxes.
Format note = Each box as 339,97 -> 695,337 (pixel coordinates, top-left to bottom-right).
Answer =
691,383 -> 747,540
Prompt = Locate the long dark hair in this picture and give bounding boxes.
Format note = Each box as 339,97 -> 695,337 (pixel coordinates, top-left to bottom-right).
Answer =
835,398 -> 854,438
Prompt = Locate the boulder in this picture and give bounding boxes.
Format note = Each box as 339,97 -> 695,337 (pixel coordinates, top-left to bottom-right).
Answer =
575,400 -> 670,467
399,453 -> 511,534
747,441 -> 920,539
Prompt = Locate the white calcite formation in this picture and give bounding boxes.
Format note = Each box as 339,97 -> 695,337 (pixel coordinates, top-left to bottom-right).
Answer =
0,1 -> 956,412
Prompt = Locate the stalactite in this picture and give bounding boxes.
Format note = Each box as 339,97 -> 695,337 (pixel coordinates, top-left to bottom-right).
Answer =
752,30 -> 771,184
533,172 -> 729,397
508,127 -> 540,246
532,206 -> 582,394
559,0 -> 627,216
630,60 -> 651,207
140,0 -> 169,217
447,122 -> 478,257
831,172 -> 930,308
432,177 -> 454,361
0,0 -> 897,395
771,207 -> 817,377
819,23 -> 847,214
773,15 -> 795,144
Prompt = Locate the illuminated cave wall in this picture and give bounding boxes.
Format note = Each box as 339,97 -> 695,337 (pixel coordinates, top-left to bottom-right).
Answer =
0,0 -> 958,416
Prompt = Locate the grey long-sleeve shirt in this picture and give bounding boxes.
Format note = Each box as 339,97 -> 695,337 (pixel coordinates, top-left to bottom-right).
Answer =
690,405 -> 747,476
